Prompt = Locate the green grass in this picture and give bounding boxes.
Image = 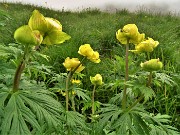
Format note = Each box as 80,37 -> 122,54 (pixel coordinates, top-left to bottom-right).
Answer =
0,2 -> 180,130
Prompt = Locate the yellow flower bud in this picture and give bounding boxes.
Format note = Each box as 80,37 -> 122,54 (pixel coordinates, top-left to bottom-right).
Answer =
78,44 -> 94,57
14,25 -> 42,45
63,57 -> 85,73
140,58 -> 163,72
90,74 -> 103,86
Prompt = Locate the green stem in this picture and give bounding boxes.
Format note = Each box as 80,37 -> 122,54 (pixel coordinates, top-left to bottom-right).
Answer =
122,40 -> 129,109
65,71 -> 72,111
12,45 -> 30,92
65,57 -> 86,111
92,85 -> 96,115
12,60 -> 25,92
147,71 -> 152,87
71,95 -> 76,111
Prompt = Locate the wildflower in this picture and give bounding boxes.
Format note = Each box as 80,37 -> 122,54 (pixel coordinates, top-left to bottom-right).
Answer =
90,74 -> 103,86
78,44 -> 94,57
116,24 -> 145,45
130,38 -> 159,53
63,57 -> 85,73
71,79 -> 81,84
14,10 -> 70,46
140,58 -> 163,72
14,25 -> 43,45
78,44 -> 101,63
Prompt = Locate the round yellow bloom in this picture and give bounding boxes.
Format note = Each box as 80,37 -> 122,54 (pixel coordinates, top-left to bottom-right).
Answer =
78,44 -> 94,57
63,57 -> 85,72
134,38 -> 159,52
116,24 -> 145,45
140,58 -> 163,72
90,74 -> 103,86
122,24 -> 138,39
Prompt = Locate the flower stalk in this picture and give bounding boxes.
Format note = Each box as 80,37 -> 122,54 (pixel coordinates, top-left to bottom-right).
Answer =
12,60 -> 25,92
122,39 -> 129,110
92,85 -> 96,115
12,45 -> 30,92
65,71 -> 72,111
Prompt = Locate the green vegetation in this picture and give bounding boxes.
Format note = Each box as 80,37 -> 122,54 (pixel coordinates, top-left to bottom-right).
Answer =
0,2 -> 180,134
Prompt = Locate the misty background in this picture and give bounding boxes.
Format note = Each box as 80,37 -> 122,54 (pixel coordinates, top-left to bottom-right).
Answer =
1,0 -> 180,14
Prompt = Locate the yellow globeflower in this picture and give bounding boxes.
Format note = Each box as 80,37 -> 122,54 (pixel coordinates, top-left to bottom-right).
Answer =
116,30 -> 128,44
136,38 -> 159,52
140,58 -> 163,72
90,74 -> 103,86
88,51 -> 101,63
116,24 -> 145,45
122,24 -> 138,39
78,44 -> 94,57
28,9 -> 70,45
63,57 -> 85,72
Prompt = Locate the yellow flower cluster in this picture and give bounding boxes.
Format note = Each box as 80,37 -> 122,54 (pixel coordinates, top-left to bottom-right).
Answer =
90,74 -> 103,86
116,24 -> 162,71
116,24 -> 159,53
63,57 -> 85,73
78,44 -> 101,63
14,10 -> 70,46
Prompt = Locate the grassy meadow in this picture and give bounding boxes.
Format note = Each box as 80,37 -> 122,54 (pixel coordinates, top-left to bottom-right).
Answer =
0,2 -> 180,134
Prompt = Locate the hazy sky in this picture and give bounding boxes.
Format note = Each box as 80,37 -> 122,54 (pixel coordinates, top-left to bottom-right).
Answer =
1,0 -> 180,13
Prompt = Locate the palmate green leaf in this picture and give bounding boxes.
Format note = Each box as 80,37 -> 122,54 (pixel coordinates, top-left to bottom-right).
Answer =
133,85 -> 155,102
74,88 -> 91,101
19,90 -> 65,127
147,113 -> 180,135
95,104 -> 123,134
130,113 -> 150,135
66,111 -> 86,128
0,89 -> 65,134
1,93 -> 33,135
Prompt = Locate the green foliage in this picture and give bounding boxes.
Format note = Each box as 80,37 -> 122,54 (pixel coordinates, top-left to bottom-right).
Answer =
0,88 -> 65,134
0,2 -> 180,134
97,103 -> 179,135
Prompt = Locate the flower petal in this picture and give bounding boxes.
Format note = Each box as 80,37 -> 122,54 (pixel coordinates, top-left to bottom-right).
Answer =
42,30 -> 71,45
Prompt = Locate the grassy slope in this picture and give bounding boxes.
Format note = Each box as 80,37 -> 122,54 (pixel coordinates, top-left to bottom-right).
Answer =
0,2 -> 180,128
